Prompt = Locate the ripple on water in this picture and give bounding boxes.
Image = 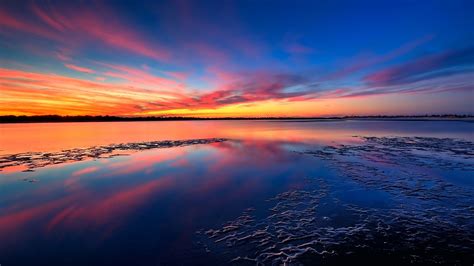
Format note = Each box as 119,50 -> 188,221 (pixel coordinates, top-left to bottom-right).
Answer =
198,136 -> 474,265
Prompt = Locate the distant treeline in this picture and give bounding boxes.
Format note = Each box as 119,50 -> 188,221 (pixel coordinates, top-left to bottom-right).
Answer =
0,114 -> 472,123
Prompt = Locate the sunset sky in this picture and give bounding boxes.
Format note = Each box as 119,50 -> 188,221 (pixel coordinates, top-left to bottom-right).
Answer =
0,0 -> 473,117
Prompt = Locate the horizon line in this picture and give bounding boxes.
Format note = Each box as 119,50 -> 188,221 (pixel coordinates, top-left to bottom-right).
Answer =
1,114 -> 473,124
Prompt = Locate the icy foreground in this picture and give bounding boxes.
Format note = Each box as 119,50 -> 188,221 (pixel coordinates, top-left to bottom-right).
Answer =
198,137 -> 474,265
0,138 -> 228,172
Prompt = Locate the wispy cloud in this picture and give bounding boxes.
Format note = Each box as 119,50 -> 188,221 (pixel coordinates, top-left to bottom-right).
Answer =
0,2 -> 170,61
0,2 -> 471,116
64,64 -> 95,74
324,35 -> 435,80
1,46 -> 472,116
364,46 -> 474,86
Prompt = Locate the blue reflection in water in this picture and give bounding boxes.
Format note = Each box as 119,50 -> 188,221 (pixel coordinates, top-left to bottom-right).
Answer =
0,121 -> 472,265
0,140 -> 333,265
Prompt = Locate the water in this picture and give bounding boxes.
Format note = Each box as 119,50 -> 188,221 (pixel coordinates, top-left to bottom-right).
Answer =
0,120 -> 473,265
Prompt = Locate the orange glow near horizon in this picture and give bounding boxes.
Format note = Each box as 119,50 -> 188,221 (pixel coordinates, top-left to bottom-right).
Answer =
1,66 -> 469,118
0,1 -> 472,117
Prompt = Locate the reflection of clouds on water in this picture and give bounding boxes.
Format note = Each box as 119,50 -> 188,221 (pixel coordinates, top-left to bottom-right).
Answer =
0,177 -> 176,245
0,139 -> 306,250
0,138 -> 227,172
200,136 -> 474,265
0,134 -> 472,264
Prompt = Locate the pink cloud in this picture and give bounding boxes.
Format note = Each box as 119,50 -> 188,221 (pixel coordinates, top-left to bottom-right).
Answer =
72,10 -> 170,61
185,42 -> 230,66
163,70 -> 188,81
64,63 -> 95,74
101,63 -> 185,93
0,9 -> 61,41
1,3 -> 171,62
30,3 -> 67,31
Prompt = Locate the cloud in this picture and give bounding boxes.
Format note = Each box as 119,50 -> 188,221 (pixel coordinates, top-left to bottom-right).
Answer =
0,2 -> 170,61
0,67 -> 188,115
158,72 -> 313,110
364,46 -> 474,86
324,35 -> 435,80
0,37 -> 472,116
70,9 -> 170,61
163,0 -> 265,63
0,8 -> 61,41
64,64 -> 95,74
101,63 -> 185,94
0,66 -> 256,115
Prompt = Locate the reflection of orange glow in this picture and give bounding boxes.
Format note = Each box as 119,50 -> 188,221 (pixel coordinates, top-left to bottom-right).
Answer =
189,141 -> 285,196
0,66 -> 425,120
104,148 -> 186,176
0,121 -> 358,155
0,139 -> 313,246
1,164 -> 30,173
168,157 -> 190,168
64,166 -> 101,190
71,166 -> 99,177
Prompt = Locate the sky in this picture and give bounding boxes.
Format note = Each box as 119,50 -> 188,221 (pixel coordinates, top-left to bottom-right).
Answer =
0,0 -> 473,117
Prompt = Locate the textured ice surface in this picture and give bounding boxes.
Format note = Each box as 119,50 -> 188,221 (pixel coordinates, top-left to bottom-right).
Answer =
0,138 -> 227,172
198,137 -> 474,265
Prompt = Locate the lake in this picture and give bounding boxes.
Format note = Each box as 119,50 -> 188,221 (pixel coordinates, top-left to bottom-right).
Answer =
0,120 -> 473,265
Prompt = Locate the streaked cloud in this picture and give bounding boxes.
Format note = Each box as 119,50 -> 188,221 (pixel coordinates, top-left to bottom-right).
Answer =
64,63 -> 95,74
364,46 -> 474,86
0,1 -> 472,116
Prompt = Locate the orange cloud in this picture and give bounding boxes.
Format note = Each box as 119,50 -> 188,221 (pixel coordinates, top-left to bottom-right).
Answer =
0,67 -> 187,116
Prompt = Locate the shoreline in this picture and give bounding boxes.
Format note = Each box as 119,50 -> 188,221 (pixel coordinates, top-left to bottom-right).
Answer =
0,138 -> 228,173
1,116 -> 473,124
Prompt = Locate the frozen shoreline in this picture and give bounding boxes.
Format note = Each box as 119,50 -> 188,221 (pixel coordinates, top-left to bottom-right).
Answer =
198,136 -> 474,265
0,138 -> 228,172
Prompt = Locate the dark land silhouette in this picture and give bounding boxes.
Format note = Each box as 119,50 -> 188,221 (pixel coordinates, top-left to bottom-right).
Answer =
1,114 -> 473,123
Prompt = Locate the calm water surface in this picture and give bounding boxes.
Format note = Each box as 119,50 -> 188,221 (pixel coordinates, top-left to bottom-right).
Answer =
0,120 -> 473,265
